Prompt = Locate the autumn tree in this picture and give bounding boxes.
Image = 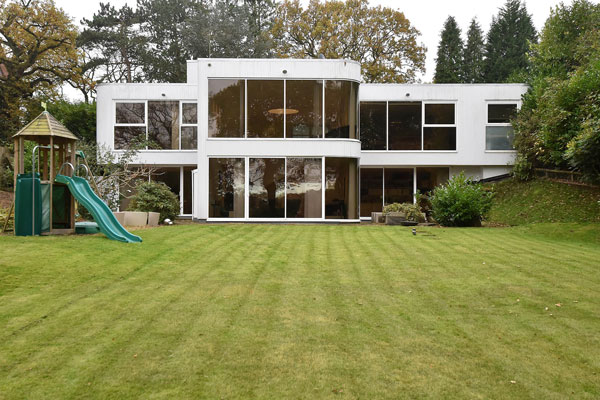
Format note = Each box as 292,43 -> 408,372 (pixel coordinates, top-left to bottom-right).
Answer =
462,18 -> 485,83
433,16 -> 463,83
483,0 -> 536,82
270,0 -> 426,83
0,0 -> 83,142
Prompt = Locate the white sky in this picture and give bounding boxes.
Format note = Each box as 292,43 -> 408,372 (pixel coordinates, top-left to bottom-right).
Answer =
54,0 -> 572,98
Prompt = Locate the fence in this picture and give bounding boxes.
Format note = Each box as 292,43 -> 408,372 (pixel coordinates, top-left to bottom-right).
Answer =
534,168 -> 591,185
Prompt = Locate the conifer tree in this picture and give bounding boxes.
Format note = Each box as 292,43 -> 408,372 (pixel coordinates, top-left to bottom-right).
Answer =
483,0 -> 537,82
462,18 -> 485,83
433,16 -> 464,83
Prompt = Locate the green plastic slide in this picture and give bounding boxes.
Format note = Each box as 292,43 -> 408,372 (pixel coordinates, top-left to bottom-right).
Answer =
55,174 -> 142,243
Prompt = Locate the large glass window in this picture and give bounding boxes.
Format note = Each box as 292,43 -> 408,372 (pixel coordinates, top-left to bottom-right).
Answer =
247,80 -> 284,138
286,158 -> 322,218
116,102 -> 145,124
325,158 -> 358,219
208,79 -> 245,138
209,158 -> 245,218
423,103 -> 456,150
360,168 -> 383,217
417,167 -> 449,194
114,126 -> 146,150
486,104 -> 517,150
249,158 -> 285,218
385,168 -> 414,204
389,102 -> 422,150
286,80 -> 323,138
325,80 -> 358,139
148,101 -> 179,149
360,102 -> 386,150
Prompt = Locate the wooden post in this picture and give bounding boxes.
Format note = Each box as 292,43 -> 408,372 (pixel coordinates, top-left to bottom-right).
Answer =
13,138 -> 19,187
69,142 -> 76,231
49,136 -> 54,231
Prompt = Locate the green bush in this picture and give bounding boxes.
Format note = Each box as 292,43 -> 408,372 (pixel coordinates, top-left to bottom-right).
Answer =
430,173 -> 493,227
128,181 -> 179,222
382,202 -> 424,222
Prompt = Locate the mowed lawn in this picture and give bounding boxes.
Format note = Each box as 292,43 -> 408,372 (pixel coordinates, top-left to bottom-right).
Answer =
1,224 -> 599,399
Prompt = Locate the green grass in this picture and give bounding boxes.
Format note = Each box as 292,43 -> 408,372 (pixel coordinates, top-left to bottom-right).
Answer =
488,178 -> 600,225
1,224 -> 600,399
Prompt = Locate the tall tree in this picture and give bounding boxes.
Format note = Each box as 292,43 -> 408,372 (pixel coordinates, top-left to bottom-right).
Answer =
462,18 -> 485,83
483,0 -> 537,82
433,16 -> 463,83
79,3 -> 145,86
271,0 -> 426,83
0,0 -> 82,142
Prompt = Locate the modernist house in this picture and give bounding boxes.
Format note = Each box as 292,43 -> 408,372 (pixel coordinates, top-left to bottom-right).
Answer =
96,58 -> 527,222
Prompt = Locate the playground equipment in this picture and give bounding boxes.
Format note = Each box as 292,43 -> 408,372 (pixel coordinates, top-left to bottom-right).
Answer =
10,111 -> 141,243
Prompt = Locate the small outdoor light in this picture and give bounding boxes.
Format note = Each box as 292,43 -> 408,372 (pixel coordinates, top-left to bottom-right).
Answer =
282,69 -> 287,74
405,92 -> 410,97
161,93 -> 166,97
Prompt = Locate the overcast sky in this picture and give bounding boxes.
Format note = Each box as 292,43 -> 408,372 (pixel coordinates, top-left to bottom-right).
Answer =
54,0 -> 571,90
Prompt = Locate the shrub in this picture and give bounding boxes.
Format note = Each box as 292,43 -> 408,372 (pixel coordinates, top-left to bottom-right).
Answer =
382,202 -> 424,222
128,181 -> 179,222
430,173 -> 493,226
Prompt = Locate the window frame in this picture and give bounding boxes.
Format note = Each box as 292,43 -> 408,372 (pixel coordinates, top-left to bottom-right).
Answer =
113,100 -> 197,151
485,101 -> 520,152
206,78 -> 360,141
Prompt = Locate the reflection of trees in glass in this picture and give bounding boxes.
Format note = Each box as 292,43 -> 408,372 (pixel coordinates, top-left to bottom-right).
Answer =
325,81 -> 358,138
114,126 -> 146,149
116,103 -> 145,124
182,103 -> 197,124
208,80 -> 244,137
286,80 -> 323,138
209,158 -> 244,218
249,158 -> 285,217
325,158 -> 358,219
148,101 -> 179,149
360,102 -> 386,150
286,158 -> 322,218
247,80 -> 284,138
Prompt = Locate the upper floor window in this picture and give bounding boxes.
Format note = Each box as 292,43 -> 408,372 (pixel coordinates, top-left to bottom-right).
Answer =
486,103 -> 517,150
208,79 -> 358,139
359,102 -> 455,151
114,101 -> 197,150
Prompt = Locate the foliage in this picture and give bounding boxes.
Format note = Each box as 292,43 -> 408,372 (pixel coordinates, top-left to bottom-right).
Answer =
0,0 -> 84,143
128,180 -> 180,222
77,141 -> 156,211
487,178 -> 600,225
79,2 -> 146,88
270,0 -> 426,83
433,16 -> 463,83
483,0 -> 536,82
430,172 -> 493,226
512,1 -> 600,182
382,202 -> 423,222
462,18 -> 485,83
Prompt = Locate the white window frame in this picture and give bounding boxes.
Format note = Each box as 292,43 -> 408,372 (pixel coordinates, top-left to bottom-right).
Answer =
180,101 -> 198,150
114,100 -> 148,149
485,101 -> 520,152
422,101 -> 457,152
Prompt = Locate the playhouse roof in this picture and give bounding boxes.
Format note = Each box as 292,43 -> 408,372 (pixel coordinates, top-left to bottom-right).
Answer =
12,111 -> 79,141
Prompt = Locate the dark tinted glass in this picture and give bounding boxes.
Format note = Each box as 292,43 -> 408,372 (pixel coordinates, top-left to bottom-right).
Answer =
360,168 -> 383,217
182,103 -> 197,124
385,168 -> 414,204
114,126 -> 145,149
208,79 -> 245,137
247,80 -> 284,138
423,127 -> 456,150
486,126 -> 515,150
417,167 -> 449,194
325,80 -> 358,139
360,102 -> 386,150
325,158 -> 358,219
286,80 -> 323,138
286,158 -> 322,218
148,101 -> 179,149
425,104 -> 454,124
249,158 -> 285,218
181,126 -> 197,150
488,104 -> 517,123
116,102 -> 144,124
388,102 -> 421,150
209,158 -> 245,218
152,167 -> 181,214
183,167 -> 193,215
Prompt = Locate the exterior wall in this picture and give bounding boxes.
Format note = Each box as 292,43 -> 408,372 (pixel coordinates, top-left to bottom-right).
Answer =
95,59 -> 528,222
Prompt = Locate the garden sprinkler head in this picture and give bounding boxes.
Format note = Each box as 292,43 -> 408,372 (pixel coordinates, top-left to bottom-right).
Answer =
412,228 -> 416,236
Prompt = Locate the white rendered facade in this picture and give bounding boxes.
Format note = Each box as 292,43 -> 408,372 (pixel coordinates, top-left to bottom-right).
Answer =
96,58 -> 528,222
